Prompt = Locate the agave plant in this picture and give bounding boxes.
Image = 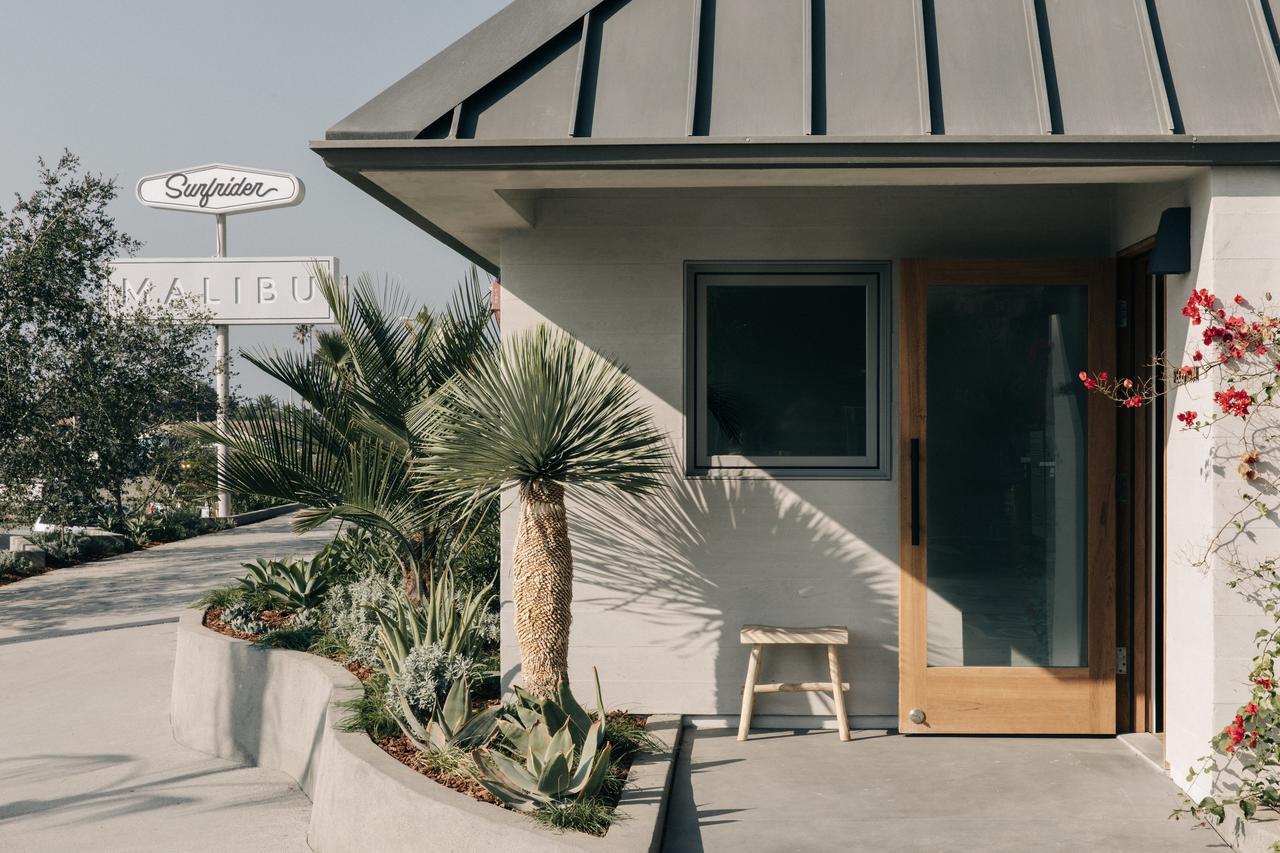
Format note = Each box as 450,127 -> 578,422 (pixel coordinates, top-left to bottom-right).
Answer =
414,324 -> 667,698
394,676 -> 500,754
369,569 -> 495,678
237,556 -> 331,613
187,266 -> 497,596
471,672 -> 613,811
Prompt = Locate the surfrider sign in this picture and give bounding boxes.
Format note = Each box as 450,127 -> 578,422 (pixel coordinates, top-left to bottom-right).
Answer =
109,257 -> 337,325
136,164 -> 304,214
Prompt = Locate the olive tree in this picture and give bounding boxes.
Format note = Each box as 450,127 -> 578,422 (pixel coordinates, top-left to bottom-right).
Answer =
0,152 -> 212,524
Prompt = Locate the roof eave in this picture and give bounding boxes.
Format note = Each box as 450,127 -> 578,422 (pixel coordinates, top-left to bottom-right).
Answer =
312,135 -> 1280,170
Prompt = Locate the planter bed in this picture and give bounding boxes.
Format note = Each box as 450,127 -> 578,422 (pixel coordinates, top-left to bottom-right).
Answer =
172,610 -> 681,852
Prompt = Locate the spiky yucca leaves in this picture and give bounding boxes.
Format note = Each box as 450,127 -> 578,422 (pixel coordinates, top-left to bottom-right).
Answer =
369,569 -> 495,679
187,266 -> 496,593
415,325 -> 667,697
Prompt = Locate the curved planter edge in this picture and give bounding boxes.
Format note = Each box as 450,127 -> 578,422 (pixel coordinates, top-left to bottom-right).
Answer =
170,611 -> 680,853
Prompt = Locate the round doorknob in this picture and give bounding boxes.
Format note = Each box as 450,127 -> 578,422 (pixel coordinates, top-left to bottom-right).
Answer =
908,708 -> 926,725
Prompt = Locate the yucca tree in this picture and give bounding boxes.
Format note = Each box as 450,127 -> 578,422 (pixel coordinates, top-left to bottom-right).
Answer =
188,266 -> 496,593
415,324 -> 667,697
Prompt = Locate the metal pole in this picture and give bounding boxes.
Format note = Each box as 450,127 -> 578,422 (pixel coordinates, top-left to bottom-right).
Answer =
214,214 -> 231,518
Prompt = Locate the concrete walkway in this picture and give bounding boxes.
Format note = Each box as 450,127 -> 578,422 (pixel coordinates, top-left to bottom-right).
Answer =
0,514 -> 333,852
664,727 -> 1230,853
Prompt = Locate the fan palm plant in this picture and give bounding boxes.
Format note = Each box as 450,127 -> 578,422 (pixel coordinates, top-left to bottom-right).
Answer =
414,324 -> 667,697
187,266 -> 496,594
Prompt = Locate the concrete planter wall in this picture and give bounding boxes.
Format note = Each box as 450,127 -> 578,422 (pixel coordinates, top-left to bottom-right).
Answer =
171,611 -> 679,852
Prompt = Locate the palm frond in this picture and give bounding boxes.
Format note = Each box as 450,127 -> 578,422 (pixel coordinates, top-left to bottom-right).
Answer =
184,265 -> 498,563
413,324 -> 668,506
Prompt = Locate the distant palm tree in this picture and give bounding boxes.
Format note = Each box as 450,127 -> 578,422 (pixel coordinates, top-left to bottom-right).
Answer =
188,266 -> 496,594
293,323 -> 315,359
415,325 -> 667,697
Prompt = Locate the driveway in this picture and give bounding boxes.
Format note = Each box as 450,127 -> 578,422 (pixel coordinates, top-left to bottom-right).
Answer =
0,513 -> 333,852
664,728 -> 1228,852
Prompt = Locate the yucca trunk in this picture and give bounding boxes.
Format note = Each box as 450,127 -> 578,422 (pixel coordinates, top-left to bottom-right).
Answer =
512,480 -> 572,698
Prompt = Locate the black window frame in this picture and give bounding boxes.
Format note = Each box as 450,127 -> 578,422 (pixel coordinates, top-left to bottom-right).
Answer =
684,261 -> 893,479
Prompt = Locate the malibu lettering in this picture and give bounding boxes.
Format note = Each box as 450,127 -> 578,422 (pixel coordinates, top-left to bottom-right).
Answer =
164,172 -> 281,208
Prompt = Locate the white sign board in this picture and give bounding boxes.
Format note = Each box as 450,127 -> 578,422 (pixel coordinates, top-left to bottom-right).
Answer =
110,257 -> 337,325
136,164 -> 304,215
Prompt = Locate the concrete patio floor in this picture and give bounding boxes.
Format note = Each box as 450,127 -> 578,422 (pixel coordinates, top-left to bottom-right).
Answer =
664,728 -> 1229,853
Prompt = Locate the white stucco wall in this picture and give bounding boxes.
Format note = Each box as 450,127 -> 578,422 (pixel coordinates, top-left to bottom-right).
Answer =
497,184 -> 1118,722
495,175 -> 1275,760
1157,168 -> 1278,798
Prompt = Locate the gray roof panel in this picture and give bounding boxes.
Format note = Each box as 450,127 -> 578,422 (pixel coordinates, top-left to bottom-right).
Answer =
1152,0 -> 1280,134
700,0 -> 807,137
325,0 -> 1280,143
462,23 -> 583,139
328,0 -> 598,140
931,0 -> 1050,136
1042,0 -> 1171,135
819,0 -> 929,136
579,0 -> 698,138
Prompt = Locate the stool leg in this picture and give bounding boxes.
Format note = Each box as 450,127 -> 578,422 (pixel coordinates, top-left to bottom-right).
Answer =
737,643 -> 763,741
828,644 -> 850,742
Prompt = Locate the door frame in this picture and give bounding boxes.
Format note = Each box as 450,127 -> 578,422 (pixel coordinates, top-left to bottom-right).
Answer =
897,258 -> 1117,734
1114,239 -> 1166,737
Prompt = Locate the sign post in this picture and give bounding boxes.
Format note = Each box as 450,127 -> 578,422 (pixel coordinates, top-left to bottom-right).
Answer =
214,213 -> 230,518
123,164 -> 330,519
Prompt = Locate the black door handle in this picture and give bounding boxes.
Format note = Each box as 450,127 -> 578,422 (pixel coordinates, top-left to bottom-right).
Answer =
910,438 -> 921,546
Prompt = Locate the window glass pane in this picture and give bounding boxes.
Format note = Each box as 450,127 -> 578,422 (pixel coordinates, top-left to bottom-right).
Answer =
925,284 -> 1088,668
702,279 -> 869,463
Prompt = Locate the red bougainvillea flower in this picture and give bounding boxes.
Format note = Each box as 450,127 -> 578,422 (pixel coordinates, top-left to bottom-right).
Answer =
1215,386 -> 1253,417
1078,371 -> 1098,390
1183,289 -> 1217,325
1125,396 -> 1143,408
1236,294 -> 1247,305
1226,714 -> 1247,752
1098,371 -> 1108,382
1193,350 -> 1204,362
1176,410 -> 1197,426
1256,677 -> 1274,691
1245,702 -> 1260,716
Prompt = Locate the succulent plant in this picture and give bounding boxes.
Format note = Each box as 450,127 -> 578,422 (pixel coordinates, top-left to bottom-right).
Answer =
394,676 -> 500,754
237,556 -> 331,613
219,600 -> 268,635
470,670 -> 614,811
389,642 -> 484,722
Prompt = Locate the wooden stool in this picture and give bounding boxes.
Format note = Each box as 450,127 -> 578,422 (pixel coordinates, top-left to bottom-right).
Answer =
737,625 -> 850,742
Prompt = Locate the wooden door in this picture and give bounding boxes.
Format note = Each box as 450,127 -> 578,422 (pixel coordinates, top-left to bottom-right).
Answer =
899,259 -> 1116,734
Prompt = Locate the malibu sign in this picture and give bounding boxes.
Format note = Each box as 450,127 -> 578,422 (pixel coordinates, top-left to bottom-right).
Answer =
110,257 -> 337,325
136,164 -> 304,215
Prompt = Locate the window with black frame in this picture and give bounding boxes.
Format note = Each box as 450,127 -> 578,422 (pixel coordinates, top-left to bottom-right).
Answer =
689,264 -> 890,476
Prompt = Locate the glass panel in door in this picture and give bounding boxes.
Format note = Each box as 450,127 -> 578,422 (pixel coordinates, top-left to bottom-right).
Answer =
924,284 -> 1089,668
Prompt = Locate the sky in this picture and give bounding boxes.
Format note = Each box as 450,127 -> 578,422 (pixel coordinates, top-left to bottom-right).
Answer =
0,0 -> 511,398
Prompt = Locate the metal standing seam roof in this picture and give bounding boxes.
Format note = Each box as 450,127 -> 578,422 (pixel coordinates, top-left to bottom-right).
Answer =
325,0 -> 1280,144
